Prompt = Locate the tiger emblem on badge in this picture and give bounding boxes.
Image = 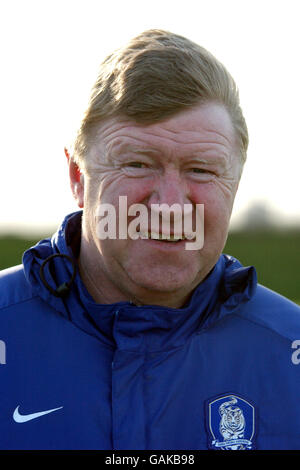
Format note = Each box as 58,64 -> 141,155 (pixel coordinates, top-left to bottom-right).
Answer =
205,394 -> 257,450
219,397 -> 246,449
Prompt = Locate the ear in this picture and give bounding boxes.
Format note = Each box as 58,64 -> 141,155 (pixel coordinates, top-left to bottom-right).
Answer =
65,147 -> 84,208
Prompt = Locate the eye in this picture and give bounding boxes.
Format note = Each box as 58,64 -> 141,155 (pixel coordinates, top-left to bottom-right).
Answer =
126,161 -> 147,168
121,160 -> 152,178
187,167 -> 216,180
190,168 -> 214,175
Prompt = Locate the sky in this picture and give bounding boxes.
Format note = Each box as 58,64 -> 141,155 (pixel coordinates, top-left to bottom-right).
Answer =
0,0 -> 300,234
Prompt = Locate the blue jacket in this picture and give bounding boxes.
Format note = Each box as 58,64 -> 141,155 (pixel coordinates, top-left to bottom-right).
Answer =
1,211 -> 300,450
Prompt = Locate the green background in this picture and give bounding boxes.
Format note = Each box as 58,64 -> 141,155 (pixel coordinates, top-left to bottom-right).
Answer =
0,229 -> 299,304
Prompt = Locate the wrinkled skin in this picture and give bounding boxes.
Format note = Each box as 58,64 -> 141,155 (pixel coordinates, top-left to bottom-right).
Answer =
69,102 -> 242,308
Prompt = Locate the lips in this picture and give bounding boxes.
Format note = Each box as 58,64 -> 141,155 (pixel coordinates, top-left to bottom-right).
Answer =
138,230 -> 195,242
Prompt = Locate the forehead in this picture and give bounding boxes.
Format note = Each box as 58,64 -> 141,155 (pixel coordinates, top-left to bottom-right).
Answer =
90,102 -> 237,160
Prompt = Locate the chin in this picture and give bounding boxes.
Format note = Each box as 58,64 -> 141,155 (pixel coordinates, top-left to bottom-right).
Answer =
127,266 -> 201,294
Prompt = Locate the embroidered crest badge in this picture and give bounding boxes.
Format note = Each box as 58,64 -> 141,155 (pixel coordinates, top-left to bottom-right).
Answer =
205,393 -> 257,450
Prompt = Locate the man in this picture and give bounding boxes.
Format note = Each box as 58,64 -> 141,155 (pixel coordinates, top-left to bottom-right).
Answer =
1,29 -> 300,451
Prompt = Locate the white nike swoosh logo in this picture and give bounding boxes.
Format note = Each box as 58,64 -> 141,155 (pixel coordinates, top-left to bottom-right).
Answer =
13,405 -> 63,423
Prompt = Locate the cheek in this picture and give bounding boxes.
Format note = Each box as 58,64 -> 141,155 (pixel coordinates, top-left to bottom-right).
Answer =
191,182 -> 233,215
86,177 -> 154,242
190,184 -> 232,239
101,177 -> 154,207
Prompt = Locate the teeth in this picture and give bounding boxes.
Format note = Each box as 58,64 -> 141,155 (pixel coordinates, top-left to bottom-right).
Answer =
184,232 -> 196,240
139,231 -> 186,241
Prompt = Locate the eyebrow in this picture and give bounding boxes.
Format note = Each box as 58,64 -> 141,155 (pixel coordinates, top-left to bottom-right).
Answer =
187,154 -> 228,165
110,144 -> 160,157
109,142 -> 230,166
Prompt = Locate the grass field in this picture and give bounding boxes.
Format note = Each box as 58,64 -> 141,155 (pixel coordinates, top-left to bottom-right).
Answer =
0,229 -> 299,304
224,229 -> 300,304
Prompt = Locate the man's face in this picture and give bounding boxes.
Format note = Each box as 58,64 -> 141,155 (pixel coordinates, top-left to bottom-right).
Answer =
79,102 -> 241,301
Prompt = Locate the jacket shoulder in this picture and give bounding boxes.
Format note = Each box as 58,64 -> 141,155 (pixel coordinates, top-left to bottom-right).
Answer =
238,283 -> 300,341
0,265 -> 34,310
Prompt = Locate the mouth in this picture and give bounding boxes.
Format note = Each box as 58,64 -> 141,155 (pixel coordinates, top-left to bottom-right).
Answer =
138,230 -> 195,242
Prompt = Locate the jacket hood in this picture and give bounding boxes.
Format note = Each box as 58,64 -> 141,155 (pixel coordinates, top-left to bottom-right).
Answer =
23,211 -> 257,351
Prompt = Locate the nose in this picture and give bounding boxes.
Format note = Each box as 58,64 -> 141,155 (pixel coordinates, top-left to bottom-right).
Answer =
147,169 -> 192,232
148,169 -> 188,208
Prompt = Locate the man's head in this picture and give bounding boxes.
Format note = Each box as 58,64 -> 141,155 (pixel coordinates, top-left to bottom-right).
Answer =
72,29 -> 248,170
67,29 -> 248,307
